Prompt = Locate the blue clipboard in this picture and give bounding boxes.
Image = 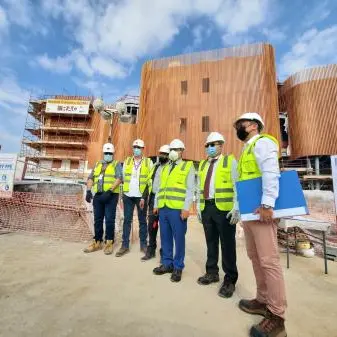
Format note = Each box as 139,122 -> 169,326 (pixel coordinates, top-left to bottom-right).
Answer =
236,170 -> 309,221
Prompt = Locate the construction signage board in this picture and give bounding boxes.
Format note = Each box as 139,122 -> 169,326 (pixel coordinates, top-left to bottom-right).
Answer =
0,153 -> 18,198
331,155 -> 337,212
45,99 -> 90,115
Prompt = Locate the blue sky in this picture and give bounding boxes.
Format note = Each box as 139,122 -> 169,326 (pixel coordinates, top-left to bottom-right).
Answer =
0,0 -> 337,153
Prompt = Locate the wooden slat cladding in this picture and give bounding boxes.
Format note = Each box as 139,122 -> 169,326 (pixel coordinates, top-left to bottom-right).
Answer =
137,43 -> 280,160
111,116 -> 137,162
280,65 -> 337,158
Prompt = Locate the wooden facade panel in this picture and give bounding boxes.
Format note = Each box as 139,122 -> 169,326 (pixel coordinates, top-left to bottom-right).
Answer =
111,116 -> 137,162
87,112 -> 110,168
280,65 -> 337,158
138,43 -> 280,160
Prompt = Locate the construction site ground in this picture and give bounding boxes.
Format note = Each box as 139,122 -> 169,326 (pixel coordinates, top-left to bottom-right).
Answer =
1,217 -> 336,337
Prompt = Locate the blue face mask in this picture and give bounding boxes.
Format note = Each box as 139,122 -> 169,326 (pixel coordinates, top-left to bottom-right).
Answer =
104,154 -> 113,162
206,146 -> 217,158
133,148 -> 142,156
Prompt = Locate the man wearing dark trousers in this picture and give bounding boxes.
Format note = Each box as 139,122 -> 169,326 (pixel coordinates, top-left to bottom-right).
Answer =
116,139 -> 153,257
84,142 -> 123,255
197,132 -> 240,298
141,145 -> 170,261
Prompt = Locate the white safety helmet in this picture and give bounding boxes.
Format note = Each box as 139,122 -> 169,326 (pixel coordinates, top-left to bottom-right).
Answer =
159,145 -> 170,154
235,112 -> 265,129
103,143 -> 115,153
169,139 -> 185,150
133,139 -> 145,148
205,132 -> 225,145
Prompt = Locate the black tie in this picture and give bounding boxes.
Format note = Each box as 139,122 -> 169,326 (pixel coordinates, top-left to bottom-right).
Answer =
169,162 -> 177,174
204,159 -> 216,200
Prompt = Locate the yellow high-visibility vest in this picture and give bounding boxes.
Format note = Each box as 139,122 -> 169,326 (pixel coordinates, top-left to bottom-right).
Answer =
157,161 -> 193,210
198,154 -> 235,211
93,161 -> 120,193
123,157 -> 152,194
238,134 -> 279,181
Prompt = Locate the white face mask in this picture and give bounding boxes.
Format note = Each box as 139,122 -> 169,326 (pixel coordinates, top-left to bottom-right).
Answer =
169,150 -> 179,162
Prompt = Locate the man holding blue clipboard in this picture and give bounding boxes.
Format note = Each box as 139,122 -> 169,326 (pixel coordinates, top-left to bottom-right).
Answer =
234,113 -> 287,337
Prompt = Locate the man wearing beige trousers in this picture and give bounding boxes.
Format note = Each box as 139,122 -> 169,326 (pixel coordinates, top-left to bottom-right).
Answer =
234,112 -> 287,337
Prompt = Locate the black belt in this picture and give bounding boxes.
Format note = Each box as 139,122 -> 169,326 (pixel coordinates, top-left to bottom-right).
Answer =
205,199 -> 215,204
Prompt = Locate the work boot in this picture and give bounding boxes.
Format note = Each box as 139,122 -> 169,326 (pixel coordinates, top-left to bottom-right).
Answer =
197,273 -> 220,285
250,310 -> 287,337
115,246 -> 130,257
239,299 -> 267,317
170,269 -> 182,282
153,264 -> 173,275
103,240 -> 114,255
141,249 -> 155,262
83,240 -> 103,253
218,279 -> 235,298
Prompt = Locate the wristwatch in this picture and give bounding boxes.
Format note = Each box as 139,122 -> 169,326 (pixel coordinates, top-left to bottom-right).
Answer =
261,204 -> 272,209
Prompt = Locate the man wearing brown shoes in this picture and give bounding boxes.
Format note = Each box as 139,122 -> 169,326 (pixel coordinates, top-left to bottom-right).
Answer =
234,112 -> 287,337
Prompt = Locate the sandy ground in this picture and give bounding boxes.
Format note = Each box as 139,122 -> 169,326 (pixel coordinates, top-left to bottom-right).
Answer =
0,218 -> 337,337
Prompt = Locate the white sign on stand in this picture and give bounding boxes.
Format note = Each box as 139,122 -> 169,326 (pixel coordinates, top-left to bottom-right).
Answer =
331,155 -> 337,212
0,153 -> 18,198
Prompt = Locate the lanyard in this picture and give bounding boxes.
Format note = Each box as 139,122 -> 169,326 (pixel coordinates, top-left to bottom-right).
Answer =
134,158 -> 142,171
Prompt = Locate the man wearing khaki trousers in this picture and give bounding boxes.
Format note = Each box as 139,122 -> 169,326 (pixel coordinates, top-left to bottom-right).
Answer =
234,112 -> 287,337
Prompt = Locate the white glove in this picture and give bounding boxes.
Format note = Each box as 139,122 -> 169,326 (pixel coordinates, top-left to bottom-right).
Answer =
226,208 -> 240,225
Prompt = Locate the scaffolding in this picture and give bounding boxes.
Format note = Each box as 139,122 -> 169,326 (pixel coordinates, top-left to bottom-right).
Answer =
20,95 -> 94,181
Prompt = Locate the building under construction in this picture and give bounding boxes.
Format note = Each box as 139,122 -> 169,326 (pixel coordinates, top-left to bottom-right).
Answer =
20,95 -> 139,181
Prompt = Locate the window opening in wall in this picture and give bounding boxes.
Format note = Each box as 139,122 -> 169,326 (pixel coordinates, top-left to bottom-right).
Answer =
71,161 -> 79,170
52,160 -> 62,169
202,116 -> 210,132
181,81 -> 188,95
180,118 -> 187,133
202,78 -> 210,93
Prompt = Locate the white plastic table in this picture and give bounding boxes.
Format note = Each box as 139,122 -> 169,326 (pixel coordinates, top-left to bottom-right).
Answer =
279,217 -> 331,274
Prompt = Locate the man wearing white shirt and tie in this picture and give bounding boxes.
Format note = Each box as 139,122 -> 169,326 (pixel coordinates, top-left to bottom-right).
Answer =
197,132 -> 240,298
234,113 -> 287,337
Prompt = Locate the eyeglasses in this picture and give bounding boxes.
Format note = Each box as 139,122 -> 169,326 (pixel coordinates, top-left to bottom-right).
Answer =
170,148 -> 182,151
133,146 -> 142,149
159,152 -> 169,156
205,143 -> 219,148
103,152 -> 113,155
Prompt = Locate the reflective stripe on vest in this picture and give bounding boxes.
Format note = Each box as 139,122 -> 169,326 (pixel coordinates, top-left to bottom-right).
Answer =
157,161 -> 193,210
93,161 -> 119,193
123,157 -> 152,194
238,134 -> 279,181
198,154 -> 234,211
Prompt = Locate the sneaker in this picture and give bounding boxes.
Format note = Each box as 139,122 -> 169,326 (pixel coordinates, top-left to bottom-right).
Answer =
250,310 -> 287,337
170,269 -> 182,282
103,240 -> 114,255
239,299 -> 267,317
115,246 -> 130,257
218,280 -> 235,298
141,251 -> 155,262
83,240 -> 103,253
197,273 -> 220,285
153,264 -> 173,275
